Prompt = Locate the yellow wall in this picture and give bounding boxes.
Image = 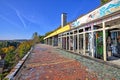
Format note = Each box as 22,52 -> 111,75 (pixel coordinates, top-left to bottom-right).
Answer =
44,24 -> 70,39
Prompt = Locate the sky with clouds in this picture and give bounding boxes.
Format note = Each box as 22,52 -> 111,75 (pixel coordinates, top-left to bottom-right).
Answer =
0,0 -> 100,40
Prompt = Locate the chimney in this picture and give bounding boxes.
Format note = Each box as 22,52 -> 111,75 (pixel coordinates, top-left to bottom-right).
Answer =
61,13 -> 67,27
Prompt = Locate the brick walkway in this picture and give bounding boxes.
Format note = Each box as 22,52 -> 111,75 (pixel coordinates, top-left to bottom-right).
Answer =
56,49 -> 120,80
16,44 -> 98,80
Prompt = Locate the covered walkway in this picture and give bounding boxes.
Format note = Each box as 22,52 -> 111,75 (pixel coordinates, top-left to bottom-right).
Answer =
45,0 -> 120,62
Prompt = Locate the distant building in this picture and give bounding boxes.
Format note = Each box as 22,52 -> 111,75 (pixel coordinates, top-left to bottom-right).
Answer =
0,60 -> 5,74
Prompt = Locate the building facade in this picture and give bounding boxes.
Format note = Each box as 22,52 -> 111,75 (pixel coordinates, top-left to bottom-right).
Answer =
44,0 -> 120,61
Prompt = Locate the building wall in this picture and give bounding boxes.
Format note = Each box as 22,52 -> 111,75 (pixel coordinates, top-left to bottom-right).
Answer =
45,0 -> 120,61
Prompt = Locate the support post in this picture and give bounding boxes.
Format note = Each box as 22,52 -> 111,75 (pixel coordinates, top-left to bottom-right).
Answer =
91,25 -> 94,57
52,37 -> 54,46
61,37 -> 62,48
77,30 -> 79,54
45,39 -> 47,44
103,22 -> 107,61
48,38 -> 50,45
69,33 -> 71,51
61,35 -> 63,49
73,31 -> 75,52
65,34 -> 67,50
46,38 -> 48,45
83,28 -> 86,55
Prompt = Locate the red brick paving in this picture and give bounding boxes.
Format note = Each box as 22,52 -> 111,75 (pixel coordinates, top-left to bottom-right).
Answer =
18,44 -> 98,80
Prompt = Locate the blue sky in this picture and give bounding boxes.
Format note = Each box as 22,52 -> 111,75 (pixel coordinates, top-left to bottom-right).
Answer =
0,0 -> 100,40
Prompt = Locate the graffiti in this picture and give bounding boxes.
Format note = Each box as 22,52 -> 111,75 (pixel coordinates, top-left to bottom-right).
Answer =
100,0 -> 120,17
71,0 -> 120,29
96,32 -> 103,58
70,21 -> 80,28
87,10 -> 100,22
88,33 -> 93,51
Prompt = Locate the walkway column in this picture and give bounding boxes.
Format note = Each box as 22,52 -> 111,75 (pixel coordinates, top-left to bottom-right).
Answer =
48,38 -> 50,45
61,35 -> 63,49
103,22 -> 107,61
44,39 -> 46,44
49,38 -> 51,45
83,28 -> 86,55
91,25 -> 94,57
77,29 -> 79,54
47,39 -> 48,45
66,35 -> 67,50
59,37 -> 61,48
52,37 -> 54,46
73,31 -> 75,52
69,33 -> 71,51
45,39 -> 47,44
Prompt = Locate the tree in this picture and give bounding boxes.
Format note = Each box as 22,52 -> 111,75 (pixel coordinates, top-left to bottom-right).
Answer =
32,32 -> 40,44
0,41 -> 32,78
1,46 -> 15,54
4,46 -> 15,69
45,31 -> 53,37
16,41 -> 31,59
39,35 -> 45,43
32,32 -> 38,39
1,47 -> 8,54
100,0 -> 111,5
